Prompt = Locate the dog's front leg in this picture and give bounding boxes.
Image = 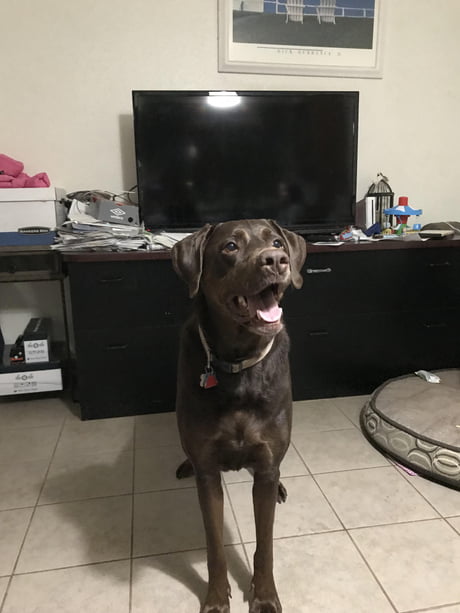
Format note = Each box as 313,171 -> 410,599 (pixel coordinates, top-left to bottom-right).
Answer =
196,470 -> 231,613
250,469 -> 282,613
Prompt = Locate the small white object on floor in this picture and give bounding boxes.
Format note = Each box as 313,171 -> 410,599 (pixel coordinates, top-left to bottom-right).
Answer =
414,370 -> 441,384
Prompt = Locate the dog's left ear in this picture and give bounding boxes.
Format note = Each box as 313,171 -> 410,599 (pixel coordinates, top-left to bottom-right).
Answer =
171,224 -> 215,298
268,220 -> 307,289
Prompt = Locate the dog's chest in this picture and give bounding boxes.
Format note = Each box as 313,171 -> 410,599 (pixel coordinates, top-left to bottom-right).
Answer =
211,411 -> 278,472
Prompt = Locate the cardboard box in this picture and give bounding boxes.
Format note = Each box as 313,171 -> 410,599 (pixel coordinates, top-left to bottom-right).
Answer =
0,368 -> 62,395
23,318 -> 51,363
1,341 -> 62,395
0,187 -> 66,232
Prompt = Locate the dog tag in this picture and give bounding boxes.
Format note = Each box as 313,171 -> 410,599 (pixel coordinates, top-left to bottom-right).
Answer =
200,367 -> 218,389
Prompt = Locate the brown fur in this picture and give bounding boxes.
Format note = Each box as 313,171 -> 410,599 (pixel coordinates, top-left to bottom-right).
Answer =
172,219 -> 306,613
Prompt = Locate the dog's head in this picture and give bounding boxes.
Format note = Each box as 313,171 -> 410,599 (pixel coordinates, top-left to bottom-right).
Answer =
172,219 -> 306,335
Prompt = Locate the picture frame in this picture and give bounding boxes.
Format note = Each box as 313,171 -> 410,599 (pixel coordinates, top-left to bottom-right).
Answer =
218,0 -> 385,79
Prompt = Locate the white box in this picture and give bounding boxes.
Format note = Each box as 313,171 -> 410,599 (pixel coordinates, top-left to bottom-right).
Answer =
355,196 -> 376,229
0,187 -> 66,231
0,368 -> 62,396
365,196 -> 376,226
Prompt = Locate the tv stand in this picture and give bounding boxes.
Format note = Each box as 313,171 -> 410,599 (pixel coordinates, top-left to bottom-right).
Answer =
63,239 -> 460,419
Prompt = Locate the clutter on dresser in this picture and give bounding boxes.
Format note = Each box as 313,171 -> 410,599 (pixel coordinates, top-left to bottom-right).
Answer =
52,189 -> 190,251
52,189 -> 145,251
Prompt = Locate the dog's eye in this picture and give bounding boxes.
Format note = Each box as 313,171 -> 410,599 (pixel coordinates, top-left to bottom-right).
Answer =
273,239 -> 284,249
223,241 -> 238,253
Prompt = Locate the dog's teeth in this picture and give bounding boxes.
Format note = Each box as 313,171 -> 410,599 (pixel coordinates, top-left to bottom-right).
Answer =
236,296 -> 247,308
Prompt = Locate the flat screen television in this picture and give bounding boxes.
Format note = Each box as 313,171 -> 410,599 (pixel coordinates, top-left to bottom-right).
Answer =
132,90 -> 359,236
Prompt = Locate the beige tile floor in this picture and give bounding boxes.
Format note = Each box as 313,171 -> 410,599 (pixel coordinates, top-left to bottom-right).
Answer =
0,394 -> 460,613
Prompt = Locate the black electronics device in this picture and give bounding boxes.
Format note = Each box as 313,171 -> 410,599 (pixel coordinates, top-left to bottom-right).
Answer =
9,335 -> 25,363
132,90 -> 359,236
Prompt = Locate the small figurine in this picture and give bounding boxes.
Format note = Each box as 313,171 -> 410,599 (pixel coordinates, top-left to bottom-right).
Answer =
384,196 -> 422,234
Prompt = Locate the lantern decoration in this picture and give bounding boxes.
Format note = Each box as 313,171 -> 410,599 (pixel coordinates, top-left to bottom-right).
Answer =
366,173 -> 394,229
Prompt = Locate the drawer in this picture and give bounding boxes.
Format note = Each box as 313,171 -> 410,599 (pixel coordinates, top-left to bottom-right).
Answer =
284,247 -> 460,317
379,248 -> 459,311
74,325 -> 180,372
403,308 -> 460,370
74,325 -> 180,418
287,312 -> 403,399
0,249 -> 62,281
284,251 -> 385,317
68,259 -> 189,329
287,307 -> 460,400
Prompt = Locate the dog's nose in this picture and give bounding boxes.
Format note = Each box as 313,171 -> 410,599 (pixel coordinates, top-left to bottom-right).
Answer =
259,249 -> 289,276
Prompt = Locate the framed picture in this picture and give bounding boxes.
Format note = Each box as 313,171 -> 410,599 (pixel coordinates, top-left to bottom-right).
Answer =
218,0 -> 385,78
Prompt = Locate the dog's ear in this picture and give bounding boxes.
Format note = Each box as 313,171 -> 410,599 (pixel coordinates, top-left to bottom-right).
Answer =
268,220 -> 307,289
171,224 -> 214,298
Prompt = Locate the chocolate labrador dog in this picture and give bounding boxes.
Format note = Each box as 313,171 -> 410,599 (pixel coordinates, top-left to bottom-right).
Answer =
172,219 -> 306,613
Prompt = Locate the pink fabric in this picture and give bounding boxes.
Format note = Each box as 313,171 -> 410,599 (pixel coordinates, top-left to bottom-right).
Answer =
0,154 -> 24,176
25,172 -> 50,187
0,172 -> 27,187
0,154 -> 51,188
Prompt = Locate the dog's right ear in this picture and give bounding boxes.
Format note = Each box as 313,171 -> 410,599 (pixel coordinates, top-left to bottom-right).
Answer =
171,224 -> 214,298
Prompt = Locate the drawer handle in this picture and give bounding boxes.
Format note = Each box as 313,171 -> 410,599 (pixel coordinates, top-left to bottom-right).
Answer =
309,330 -> 329,337
105,343 -> 128,351
306,267 -> 332,275
423,322 -> 447,329
428,262 -> 451,268
99,276 -> 124,283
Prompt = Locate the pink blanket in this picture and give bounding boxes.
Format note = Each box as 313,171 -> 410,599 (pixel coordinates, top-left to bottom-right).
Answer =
0,154 -> 50,188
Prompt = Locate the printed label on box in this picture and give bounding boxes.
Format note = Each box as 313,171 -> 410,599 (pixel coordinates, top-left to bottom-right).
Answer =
24,340 -> 49,363
0,369 -> 62,396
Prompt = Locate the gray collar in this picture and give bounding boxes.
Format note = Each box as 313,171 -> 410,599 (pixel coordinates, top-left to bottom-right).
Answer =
198,324 -> 275,374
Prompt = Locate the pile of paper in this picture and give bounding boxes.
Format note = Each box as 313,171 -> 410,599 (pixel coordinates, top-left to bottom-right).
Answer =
52,199 -> 190,251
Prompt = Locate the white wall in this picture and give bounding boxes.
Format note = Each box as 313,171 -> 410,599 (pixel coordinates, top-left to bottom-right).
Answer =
1,0 -> 459,222
1,0 -> 460,340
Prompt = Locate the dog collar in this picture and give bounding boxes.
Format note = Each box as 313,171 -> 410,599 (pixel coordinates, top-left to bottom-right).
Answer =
198,324 -> 275,387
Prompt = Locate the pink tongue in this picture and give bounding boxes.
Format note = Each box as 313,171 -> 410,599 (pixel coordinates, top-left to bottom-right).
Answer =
248,289 -> 283,323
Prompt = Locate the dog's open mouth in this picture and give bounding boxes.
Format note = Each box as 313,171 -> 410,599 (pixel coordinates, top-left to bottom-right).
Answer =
231,284 -> 283,325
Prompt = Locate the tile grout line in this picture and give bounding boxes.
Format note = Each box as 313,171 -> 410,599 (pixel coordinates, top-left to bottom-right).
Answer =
330,394 -> 369,427
222,478 -> 252,572
405,601 -> 460,613
0,409 -> 69,613
297,450 -> 396,611
289,438 -> 350,533
129,417 -> 136,613
345,528 -> 399,613
331,397 -> 460,526
1,400 -> 459,612
3,556 -> 133,578
394,464 -> 460,526
289,439 -> 312,476
291,401 -> 459,613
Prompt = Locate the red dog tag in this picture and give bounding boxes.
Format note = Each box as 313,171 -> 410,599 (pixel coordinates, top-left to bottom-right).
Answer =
200,368 -> 218,389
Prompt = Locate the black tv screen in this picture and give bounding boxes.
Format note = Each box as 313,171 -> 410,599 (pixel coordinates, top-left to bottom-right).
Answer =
132,90 -> 358,235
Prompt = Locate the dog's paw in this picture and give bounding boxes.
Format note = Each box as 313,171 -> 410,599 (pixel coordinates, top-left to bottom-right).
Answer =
277,481 -> 287,504
176,459 -> 194,479
249,597 -> 282,613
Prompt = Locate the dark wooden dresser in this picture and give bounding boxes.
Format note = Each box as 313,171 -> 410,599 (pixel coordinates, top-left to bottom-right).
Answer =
63,239 -> 460,419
